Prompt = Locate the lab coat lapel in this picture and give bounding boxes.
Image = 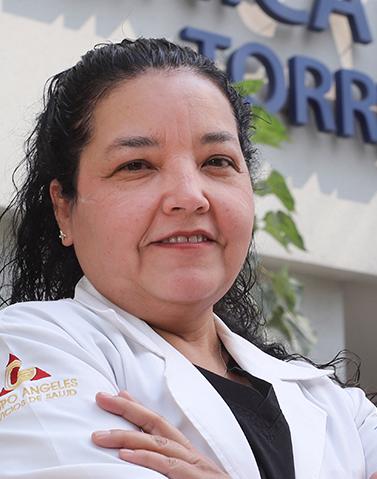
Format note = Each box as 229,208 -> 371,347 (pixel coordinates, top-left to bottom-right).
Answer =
216,318 -> 329,479
108,311 -> 261,479
148,331 -> 262,479
271,380 -> 327,479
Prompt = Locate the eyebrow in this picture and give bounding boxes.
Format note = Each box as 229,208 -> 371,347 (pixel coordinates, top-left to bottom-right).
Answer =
200,131 -> 238,145
106,131 -> 237,155
106,135 -> 159,154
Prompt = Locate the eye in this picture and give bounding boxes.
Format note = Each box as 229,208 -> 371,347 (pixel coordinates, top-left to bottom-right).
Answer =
204,157 -> 236,168
117,160 -> 152,172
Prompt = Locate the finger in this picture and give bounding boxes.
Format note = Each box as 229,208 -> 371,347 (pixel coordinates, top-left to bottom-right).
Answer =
118,390 -> 137,402
370,474 -> 377,479
118,448 -> 227,479
92,429 -> 196,464
96,392 -> 192,449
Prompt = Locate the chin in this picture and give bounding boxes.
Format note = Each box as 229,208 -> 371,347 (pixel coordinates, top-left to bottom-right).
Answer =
153,276 -> 228,306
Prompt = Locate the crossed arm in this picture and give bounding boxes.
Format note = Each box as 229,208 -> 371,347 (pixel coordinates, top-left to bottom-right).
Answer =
92,391 -> 230,478
92,390 -> 377,479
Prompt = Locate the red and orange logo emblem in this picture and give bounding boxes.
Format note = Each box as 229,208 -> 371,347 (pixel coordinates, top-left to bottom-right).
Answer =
0,354 -> 50,397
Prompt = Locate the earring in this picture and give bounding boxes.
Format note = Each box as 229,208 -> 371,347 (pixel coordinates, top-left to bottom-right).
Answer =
59,230 -> 67,241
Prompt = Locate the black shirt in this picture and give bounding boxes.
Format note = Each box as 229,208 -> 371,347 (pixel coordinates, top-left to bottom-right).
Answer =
195,356 -> 295,479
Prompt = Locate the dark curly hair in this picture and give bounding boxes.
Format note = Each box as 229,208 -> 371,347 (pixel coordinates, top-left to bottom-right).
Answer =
0,38 -> 370,397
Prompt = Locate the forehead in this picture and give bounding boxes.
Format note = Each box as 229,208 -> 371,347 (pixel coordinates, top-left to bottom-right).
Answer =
90,70 -> 238,145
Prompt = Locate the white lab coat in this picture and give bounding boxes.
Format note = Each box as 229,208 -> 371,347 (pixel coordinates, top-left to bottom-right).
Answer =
0,276 -> 376,479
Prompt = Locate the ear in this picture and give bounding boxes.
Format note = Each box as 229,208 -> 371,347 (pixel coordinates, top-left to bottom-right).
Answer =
49,179 -> 74,246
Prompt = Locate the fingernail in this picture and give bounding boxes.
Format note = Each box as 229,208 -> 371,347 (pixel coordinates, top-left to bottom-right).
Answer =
118,390 -> 134,401
97,392 -> 114,398
93,430 -> 111,438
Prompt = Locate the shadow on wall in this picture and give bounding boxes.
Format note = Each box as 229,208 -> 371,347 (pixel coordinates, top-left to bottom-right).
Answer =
1,0 -> 141,37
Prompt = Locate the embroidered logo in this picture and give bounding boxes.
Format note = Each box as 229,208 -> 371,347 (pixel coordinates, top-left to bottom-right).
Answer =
0,354 -> 51,397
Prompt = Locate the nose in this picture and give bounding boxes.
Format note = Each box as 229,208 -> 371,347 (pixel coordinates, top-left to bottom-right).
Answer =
161,170 -> 210,215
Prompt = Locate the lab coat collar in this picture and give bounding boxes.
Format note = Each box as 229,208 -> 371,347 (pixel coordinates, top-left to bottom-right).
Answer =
74,276 -> 164,358
74,276 -> 332,382
214,318 -> 332,381
74,276 -> 330,479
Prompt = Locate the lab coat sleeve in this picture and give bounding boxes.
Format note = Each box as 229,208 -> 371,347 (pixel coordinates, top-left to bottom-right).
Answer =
345,387 -> 377,477
0,302 -> 166,479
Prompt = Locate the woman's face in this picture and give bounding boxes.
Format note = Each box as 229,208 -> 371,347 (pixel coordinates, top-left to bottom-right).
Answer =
52,70 -> 254,324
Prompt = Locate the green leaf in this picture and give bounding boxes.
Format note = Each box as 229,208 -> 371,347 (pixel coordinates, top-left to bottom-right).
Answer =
263,211 -> 306,251
233,79 -> 264,96
268,305 -> 295,343
284,312 -> 317,355
255,170 -> 295,212
261,267 -> 317,354
270,267 -> 297,312
251,105 -> 289,147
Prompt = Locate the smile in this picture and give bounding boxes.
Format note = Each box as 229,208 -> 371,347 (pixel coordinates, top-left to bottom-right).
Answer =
160,235 -> 210,244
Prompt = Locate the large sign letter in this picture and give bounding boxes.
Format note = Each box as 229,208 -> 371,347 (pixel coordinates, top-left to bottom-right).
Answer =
255,0 -> 309,25
310,0 -> 372,44
335,69 -> 377,143
227,43 -> 286,113
288,56 -> 335,133
180,27 -> 231,60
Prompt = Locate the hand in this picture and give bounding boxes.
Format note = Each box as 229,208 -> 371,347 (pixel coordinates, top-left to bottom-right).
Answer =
370,474 -> 377,479
92,391 -> 230,478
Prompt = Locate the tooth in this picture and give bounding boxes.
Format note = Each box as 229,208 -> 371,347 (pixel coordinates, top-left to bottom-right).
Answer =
160,234 -> 210,244
176,236 -> 188,243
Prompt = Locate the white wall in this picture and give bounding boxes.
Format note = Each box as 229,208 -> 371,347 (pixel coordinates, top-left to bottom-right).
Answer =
263,253 -> 377,390
344,280 -> 377,393
295,273 -> 346,364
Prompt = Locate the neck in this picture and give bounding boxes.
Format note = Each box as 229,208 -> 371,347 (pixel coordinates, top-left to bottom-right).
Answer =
153,315 -> 228,375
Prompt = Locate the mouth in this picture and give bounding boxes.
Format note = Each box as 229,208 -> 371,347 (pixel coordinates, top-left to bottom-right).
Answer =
152,231 -> 216,245
159,234 -> 211,244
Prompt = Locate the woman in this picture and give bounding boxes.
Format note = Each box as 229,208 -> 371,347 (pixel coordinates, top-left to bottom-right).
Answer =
0,38 -> 376,479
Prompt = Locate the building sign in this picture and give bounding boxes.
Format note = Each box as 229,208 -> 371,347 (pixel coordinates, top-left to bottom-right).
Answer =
181,0 -> 377,143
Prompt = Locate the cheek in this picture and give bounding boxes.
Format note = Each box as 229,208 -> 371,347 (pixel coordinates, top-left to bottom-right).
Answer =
221,186 -> 254,242
71,189 -> 155,252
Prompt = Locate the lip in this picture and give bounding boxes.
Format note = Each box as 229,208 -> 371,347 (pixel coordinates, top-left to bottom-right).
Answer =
152,229 -> 216,244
